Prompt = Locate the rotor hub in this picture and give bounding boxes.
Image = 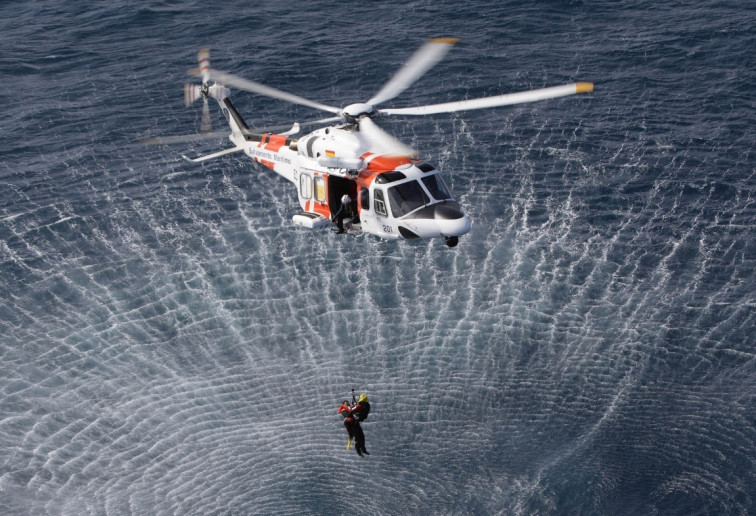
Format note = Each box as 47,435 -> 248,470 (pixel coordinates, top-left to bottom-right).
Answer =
341,102 -> 376,121
200,82 -> 210,99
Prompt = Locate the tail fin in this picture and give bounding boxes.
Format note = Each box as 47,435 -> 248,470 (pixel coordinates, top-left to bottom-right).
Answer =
220,97 -> 251,136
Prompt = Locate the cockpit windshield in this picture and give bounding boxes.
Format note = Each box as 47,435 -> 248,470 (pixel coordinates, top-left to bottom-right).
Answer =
421,173 -> 452,201
387,180 -> 430,218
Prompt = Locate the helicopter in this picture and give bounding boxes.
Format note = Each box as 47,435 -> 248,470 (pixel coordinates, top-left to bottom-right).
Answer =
156,38 -> 593,247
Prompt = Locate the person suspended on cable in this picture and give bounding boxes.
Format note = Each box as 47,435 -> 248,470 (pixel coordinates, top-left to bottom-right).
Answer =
349,391 -> 370,456
339,400 -> 356,439
338,392 -> 370,457
351,392 -> 371,423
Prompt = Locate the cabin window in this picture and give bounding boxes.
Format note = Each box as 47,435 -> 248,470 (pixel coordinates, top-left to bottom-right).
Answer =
314,176 -> 326,202
360,188 -> 370,211
300,174 -> 312,199
374,189 -> 388,217
421,173 -> 452,201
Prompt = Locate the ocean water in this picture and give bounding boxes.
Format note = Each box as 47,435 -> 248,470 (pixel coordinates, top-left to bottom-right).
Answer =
1,1 -> 754,514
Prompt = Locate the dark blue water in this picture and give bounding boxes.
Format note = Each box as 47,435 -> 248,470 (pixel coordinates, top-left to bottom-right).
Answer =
1,1 -> 754,514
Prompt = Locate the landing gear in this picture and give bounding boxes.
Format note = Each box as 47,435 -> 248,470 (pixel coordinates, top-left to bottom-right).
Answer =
445,236 -> 459,248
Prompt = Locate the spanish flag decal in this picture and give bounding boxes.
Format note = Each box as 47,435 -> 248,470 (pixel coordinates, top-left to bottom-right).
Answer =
325,150 -> 336,158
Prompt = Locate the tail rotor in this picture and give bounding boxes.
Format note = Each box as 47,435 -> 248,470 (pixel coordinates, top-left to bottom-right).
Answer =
184,49 -> 229,133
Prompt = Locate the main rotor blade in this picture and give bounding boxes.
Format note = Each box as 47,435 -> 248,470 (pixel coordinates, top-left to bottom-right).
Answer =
358,117 -> 416,157
297,115 -> 345,127
193,68 -> 341,114
246,116 -> 344,135
367,37 -> 459,107
380,82 -> 594,116
139,131 -> 230,145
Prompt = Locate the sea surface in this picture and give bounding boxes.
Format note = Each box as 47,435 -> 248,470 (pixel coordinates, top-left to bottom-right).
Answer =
1,1 -> 754,514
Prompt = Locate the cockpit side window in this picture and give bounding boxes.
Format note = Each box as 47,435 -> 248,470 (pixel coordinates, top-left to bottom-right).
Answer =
374,189 -> 388,217
421,173 -> 452,201
387,180 -> 430,218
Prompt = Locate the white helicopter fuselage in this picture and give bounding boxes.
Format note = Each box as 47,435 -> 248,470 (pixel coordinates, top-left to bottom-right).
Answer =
223,97 -> 471,245
177,41 -> 592,247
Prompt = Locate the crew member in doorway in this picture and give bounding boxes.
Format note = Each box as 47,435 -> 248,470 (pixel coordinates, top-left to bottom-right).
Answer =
332,194 -> 353,234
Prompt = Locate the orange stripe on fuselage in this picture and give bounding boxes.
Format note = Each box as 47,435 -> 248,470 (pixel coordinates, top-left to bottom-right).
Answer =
356,153 -> 413,188
305,194 -> 331,218
311,203 -> 330,218
369,155 -> 411,170
264,134 -> 288,152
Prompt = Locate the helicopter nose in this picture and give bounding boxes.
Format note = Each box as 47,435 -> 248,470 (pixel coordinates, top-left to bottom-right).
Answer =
409,203 -> 466,222
403,203 -> 471,238
433,203 -> 465,221
427,203 -> 471,236
436,205 -> 471,236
